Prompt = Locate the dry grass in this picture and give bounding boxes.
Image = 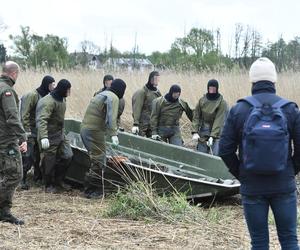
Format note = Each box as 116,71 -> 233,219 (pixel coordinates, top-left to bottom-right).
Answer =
1,185 -> 288,249
4,69 -> 300,249
15,69 -> 300,140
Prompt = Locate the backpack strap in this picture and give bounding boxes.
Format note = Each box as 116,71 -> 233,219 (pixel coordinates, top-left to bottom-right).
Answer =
272,98 -> 292,109
238,96 -> 262,107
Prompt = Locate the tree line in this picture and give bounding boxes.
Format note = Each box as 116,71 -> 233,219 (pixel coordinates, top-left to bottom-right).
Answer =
1,24 -> 300,72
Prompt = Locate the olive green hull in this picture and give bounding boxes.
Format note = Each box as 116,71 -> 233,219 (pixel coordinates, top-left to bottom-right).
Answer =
65,119 -> 240,198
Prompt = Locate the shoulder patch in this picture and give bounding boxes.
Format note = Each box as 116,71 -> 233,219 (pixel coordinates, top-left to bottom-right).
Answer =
5,91 -> 12,96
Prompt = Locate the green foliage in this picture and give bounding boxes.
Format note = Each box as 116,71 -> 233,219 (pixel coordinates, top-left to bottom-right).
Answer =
7,25 -> 300,72
0,44 -> 6,63
149,28 -> 232,71
105,181 -> 195,223
9,26 -> 70,69
263,37 -> 300,72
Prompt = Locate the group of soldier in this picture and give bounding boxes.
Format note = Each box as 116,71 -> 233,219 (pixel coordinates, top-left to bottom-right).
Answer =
0,61 -> 228,224
81,71 -> 228,198
132,71 -> 228,155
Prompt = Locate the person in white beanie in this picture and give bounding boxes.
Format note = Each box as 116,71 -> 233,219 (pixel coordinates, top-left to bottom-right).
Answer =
219,57 -> 300,249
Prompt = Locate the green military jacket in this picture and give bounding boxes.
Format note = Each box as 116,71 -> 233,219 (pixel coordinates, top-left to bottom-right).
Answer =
81,90 -> 119,136
20,90 -> 41,136
94,89 -> 125,127
192,94 -> 228,139
132,85 -> 161,126
0,76 -> 26,147
36,94 -> 66,140
150,96 -> 193,134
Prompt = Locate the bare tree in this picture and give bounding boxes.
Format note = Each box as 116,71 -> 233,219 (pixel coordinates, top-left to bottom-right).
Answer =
215,28 -> 221,55
241,25 -> 252,67
80,40 -> 100,55
251,29 -> 262,60
234,23 -> 243,60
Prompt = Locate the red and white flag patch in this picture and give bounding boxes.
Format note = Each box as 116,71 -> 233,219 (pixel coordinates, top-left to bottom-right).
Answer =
5,91 -> 12,96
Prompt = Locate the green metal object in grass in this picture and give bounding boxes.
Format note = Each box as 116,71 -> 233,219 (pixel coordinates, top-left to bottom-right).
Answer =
64,118 -> 240,199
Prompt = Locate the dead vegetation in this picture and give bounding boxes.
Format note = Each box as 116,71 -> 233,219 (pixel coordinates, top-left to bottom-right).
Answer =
0,180 -> 290,249
2,70 -> 299,249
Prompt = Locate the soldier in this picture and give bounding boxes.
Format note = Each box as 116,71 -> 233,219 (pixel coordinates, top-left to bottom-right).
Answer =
36,79 -> 73,193
20,75 -> 55,189
150,84 -> 193,145
94,75 -> 125,129
93,74 -> 114,96
192,79 -> 228,155
81,79 -> 126,199
0,61 -> 27,225
132,71 -> 161,137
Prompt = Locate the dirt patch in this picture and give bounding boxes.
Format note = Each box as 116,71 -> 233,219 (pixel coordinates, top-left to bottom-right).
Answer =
0,186 -> 288,249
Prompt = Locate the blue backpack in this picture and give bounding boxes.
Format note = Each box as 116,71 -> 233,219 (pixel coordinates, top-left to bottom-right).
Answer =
241,96 -> 291,175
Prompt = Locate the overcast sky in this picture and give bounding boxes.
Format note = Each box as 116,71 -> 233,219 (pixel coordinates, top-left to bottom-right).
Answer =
1,0 -> 299,56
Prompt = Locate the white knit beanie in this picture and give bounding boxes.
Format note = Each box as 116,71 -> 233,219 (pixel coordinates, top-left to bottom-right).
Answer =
249,57 -> 277,83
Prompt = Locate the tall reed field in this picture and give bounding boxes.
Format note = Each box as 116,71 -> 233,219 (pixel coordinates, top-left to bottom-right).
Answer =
15,69 -> 300,140
3,69 -> 298,249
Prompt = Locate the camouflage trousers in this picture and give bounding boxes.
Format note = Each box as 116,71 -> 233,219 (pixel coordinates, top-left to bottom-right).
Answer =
80,127 -> 106,191
0,144 -> 22,213
40,135 -> 73,187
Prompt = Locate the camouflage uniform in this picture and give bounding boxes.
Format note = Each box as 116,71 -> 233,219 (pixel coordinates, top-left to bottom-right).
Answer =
0,75 -> 26,216
94,89 -> 125,128
36,93 -> 73,189
132,85 -> 161,137
20,90 -> 42,185
81,90 -> 119,192
192,94 -> 228,154
151,96 -> 193,145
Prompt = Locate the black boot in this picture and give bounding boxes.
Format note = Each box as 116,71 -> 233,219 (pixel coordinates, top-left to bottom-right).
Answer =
84,188 -> 103,199
20,179 -> 29,190
43,154 -> 57,193
55,182 -> 72,192
45,185 -> 57,194
0,211 -> 24,225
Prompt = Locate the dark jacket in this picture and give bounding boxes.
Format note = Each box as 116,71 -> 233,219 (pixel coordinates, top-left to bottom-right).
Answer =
192,94 -> 228,139
219,81 -> 300,196
0,75 -> 26,147
36,94 -> 66,140
132,85 -> 161,126
21,90 -> 42,136
150,96 -> 193,134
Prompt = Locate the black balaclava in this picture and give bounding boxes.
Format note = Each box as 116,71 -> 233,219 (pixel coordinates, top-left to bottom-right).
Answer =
51,79 -> 71,102
146,71 -> 159,91
165,84 -> 181,103
36,75 -> 55,97
109,78 -> 126,99
102,74 -> 114,91
206,79 -> 220,100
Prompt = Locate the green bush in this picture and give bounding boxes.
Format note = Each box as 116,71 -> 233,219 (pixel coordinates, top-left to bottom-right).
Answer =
105,181 -> 195,223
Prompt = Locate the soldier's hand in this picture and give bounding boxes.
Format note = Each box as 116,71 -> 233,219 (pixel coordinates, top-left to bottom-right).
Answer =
207,137 -> 214,147
192,133 -> 200,141
111,136 -> 119,147
19,141 -> 27,153
151,134 -> 161,140
131,126 -> 139,135
41,138 -> 50,150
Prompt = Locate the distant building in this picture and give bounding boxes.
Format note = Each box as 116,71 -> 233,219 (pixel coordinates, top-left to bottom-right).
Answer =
103,57 -> 154,71
88,55 -> 101,70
